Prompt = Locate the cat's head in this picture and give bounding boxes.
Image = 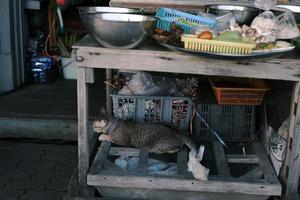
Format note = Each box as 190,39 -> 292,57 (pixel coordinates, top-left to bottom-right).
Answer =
93,107 -> 112,133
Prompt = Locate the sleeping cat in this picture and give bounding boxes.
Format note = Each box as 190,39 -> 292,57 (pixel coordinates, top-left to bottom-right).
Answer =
93,108 -> 195,154
93,108 -> 209,180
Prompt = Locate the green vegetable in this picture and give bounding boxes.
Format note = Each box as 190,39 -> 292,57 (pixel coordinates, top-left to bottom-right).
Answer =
177,18 -> 199,27
214,31 -> 243,43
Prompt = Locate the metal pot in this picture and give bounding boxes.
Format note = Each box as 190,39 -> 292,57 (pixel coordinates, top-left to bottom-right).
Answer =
206,5 -> 260,25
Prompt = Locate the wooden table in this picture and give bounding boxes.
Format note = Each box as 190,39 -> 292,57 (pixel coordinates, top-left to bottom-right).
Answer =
73,35 -> 300,199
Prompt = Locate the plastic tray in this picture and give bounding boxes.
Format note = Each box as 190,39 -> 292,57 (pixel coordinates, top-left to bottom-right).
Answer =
181,34 -> 256,54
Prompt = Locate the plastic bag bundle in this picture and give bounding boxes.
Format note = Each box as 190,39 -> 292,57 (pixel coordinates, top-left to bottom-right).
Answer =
251,0 -> 278,43
276,11 -> 300,39
117,72 -> 179,96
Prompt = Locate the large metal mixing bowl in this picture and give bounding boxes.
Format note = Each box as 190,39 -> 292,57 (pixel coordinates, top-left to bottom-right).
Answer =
206,5 -> 260,25
81,13 -> 157,49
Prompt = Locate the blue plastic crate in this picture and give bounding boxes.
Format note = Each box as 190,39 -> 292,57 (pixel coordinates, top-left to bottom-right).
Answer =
155,7 -> 216,33
111,94 -> 193,129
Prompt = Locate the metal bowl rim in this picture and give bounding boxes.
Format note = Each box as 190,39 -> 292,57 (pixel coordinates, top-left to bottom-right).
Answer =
276,4 -> 300,13
83,13 -> 157,22
206,5 -> 259,12
77,6 -> 141,14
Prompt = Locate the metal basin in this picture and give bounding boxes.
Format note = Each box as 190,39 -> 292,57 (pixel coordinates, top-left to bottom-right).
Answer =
274,5 -> 300,23
81,13 -> 157,49
206,5 -> 260,25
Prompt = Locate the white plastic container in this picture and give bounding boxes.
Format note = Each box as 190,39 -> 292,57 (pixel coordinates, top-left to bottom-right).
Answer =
61,57 -> 77,80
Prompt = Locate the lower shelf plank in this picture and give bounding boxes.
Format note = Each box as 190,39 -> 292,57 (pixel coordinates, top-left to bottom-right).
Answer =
87,171 -> 281,196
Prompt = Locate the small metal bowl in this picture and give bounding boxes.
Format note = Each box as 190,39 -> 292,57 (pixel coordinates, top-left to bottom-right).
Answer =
205,5 -> 260,25
81,13 -> 157,49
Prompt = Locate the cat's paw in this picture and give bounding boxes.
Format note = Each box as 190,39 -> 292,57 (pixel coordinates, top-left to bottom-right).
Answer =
98,134 -> 112,142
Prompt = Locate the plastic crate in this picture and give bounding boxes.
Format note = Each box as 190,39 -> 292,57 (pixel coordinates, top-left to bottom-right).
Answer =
155,7 -> 216,33
194,104 -> 255,142
111,94 -> 193,129
181,34 -> 256,54
209,77 -> 269,105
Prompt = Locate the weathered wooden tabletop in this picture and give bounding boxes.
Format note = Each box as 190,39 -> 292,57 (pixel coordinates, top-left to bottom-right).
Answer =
74,35 -> 300,81
109,0 -> 300,13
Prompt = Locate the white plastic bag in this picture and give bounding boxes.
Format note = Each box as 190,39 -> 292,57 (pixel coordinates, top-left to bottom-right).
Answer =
117,71 -> 179,96
187,145 -> 209,181
251,0 -> 278,43
276,11 -> 300,39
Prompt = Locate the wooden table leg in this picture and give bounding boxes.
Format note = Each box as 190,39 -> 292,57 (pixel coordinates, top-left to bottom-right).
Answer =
282,82 -> 300,199
77,67 -> 90,196
106,69 -> 112,115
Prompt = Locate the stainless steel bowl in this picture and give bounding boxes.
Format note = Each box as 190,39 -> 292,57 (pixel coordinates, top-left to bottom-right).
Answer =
77,7 -> 141,14
81,13 -> 157,49
275,5 -> 300,23
206,5 -> 260,25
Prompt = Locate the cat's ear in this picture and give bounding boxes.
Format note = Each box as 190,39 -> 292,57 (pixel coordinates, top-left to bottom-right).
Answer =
100,107 -> 108,115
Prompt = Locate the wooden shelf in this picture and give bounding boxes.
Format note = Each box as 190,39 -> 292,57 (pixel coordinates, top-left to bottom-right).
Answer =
86,141 -> 281,200
73,35 -> 300,81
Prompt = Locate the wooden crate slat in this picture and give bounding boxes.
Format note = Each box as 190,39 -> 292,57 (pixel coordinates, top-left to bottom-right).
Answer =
238,166 -> 264,181
213,142 -> 230,177
89,141 -> 111,175
177,146 -> 188,175
252,142 -> 280,185
226,154 -> 259,164
109,147 -> 140,157
87,171 -> 281,196
137,149 -> 149,173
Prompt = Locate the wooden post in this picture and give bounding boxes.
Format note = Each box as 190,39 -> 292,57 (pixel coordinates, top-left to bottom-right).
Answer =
106,69 -> 112,115
77,67 -> 90,196
284,82 -> 300,199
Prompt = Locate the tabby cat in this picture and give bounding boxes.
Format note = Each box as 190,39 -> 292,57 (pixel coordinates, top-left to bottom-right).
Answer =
93,108 -> 196,154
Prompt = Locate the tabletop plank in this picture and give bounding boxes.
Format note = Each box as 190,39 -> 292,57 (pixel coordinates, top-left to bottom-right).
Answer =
109,0 -> 300,13
73,35 -> 300,81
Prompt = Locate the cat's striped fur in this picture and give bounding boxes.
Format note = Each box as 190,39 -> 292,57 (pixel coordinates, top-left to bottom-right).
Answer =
93,109 -> 196,154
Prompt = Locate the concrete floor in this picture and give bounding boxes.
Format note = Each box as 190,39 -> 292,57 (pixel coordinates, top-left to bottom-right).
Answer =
0,77 -> 106,141
0,139 -> 77,200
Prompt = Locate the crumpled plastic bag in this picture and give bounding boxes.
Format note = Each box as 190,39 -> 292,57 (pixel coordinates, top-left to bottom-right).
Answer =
187,145 -> 209,181
276,11 -> 300,39
114,156 -> 177,175
251,0 -> 278,43
117,72 -> 179,96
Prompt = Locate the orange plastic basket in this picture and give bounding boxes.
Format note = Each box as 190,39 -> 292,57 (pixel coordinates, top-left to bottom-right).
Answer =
209,77 -> 269,105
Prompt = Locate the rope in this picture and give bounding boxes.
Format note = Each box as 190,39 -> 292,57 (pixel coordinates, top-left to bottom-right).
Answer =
191,101 -> 228,148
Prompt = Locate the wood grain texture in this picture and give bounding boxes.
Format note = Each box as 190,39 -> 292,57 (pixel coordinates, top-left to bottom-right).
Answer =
77,67 -> 89,196
226,154 -> 259,164
238,167 -> 264,180
137,149 -> 149,173
97,186 -> 269,200
213,142 -> 230,177
177,146 -> 188,175
285,82 -> 300,199
74,36 -> 300,81
89,141 -> 111,175
252,142 -> 280,185
87,172 -> 281,196
109,147 -> 140,157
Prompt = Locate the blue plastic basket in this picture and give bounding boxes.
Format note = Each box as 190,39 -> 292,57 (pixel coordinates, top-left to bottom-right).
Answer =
111,94 -> 193,129
155,7 -> 216,33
